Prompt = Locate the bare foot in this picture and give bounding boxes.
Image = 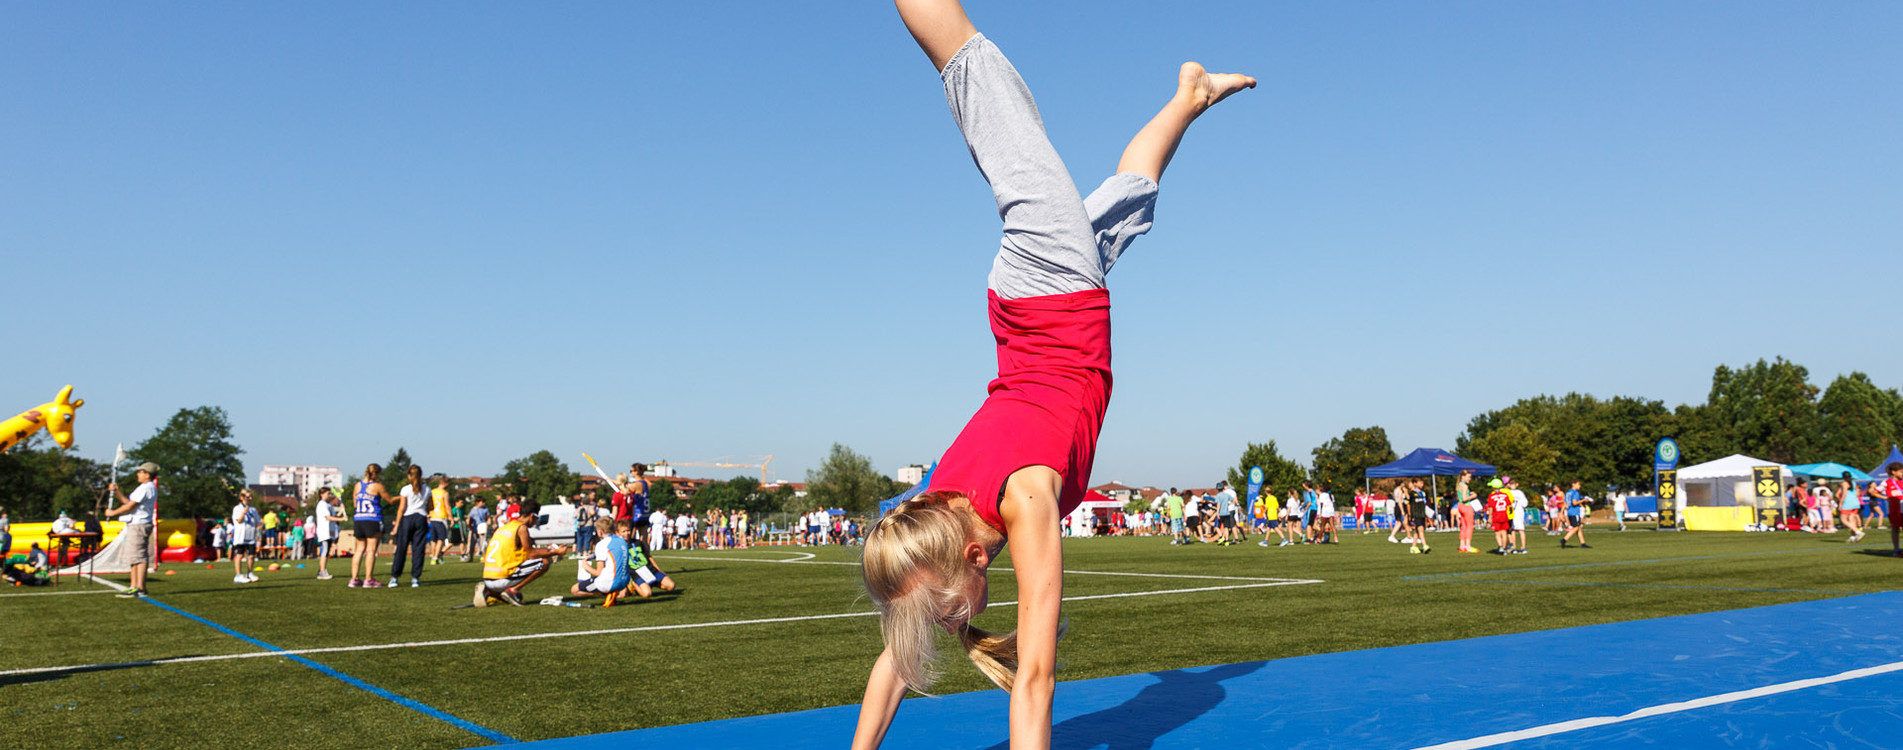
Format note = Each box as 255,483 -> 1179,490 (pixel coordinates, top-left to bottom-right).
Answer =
1177,62 -> 1255,115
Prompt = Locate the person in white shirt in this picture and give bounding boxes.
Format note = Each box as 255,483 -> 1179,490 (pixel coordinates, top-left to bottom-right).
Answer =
388,466 -> 432,588
314,487 -> 346,580
229,490 -> 259,584
51,511 -> 76,535
1507,477 -> 1531,555
647,509 -> 668,551
1315,485 -> 1339,544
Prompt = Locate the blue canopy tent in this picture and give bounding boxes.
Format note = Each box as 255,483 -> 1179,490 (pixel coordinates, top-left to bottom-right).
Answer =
1788,462 -> 1873,482
1364,448 -> 1497,497
1870,446 -> 1903,480
878,464 -> 935,518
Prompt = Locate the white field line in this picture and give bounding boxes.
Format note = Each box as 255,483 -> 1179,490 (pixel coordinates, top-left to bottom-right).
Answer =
0,588 -> 119,597
0,578 -> 1320,678
1411,659 -> 1903,750
83,574 -> 129,591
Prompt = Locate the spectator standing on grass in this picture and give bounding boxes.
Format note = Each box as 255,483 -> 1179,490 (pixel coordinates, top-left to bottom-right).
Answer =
1454,471 -> 1477,553
1560,480 -> 1591,549
103,463 -> 161,598
1315,484 -> 1339,544
466,499 -> 489,563
1165,489 -> 1186,545
210,522 -> 226,561
575,494 -> 598,562
313,488 -> 344,578
1839,474 -> 1865,543
349,464 -> 392,588
261,506 -> 280,554
230,490 -> 259,584
1880,465 -> 1903,556
0,509 -> 11,560
1407,478 -> 1432,554
1484,479 -> 1512,554
648,508 -> 667,551
1214,481 -> 1239,546
387,466 -> 431,588
428,476 -> 453,564
1507,477 -> 1530,554
287,518 -> 306,561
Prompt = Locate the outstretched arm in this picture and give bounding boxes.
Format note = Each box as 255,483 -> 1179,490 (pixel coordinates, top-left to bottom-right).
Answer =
851,648 -> 910,750
896,0 -> 978,72
1001,466 -> 1065,750
1116,64 -> 1256,184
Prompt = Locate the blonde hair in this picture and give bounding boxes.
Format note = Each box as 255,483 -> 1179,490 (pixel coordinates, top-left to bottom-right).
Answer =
862,492 -> 1026,693
594,517 -> 615,537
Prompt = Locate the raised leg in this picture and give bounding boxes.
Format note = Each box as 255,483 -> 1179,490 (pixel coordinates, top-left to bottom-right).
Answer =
1116,63 -> 1256,184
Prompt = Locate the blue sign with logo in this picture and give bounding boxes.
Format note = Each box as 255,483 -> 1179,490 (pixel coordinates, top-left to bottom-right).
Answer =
1247,466 -> 1264,505
1654,437 -> 1681,472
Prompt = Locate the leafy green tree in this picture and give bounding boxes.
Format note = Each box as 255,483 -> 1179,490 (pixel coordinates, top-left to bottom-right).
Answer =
647,478 -> 680,513
497,450 -> 580,505
803,443 -> 891,513
128,406 -> 246,519
1225,441 -> 1307,502
0,433 -> 107,520
1458,393 -> 1672,491
1465,422 -> 1559,486
1310,426 -> 1397,494
1816,373 -> 1902,468
381,447 -> 415,488
1705,357 -> 1819,464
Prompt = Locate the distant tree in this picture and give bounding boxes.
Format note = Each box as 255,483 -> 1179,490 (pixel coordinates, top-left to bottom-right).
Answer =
648,477 -> 681,513
1816,373 -> 1902,469
1465,422 -> 1560,487
1705,358 -> 1819,464
1457,393 -> 1671,491
382,447 -> 415,487
0,433 -> 107,520
804,443 -> 891,514
1225,441 -> 1307,502
497,450 -> 580,505
1309,426 -> 1397,494
128,406 -> 246,519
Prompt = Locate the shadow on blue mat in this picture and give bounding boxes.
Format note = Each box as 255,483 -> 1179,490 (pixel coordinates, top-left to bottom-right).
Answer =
985,662 -> 1266,750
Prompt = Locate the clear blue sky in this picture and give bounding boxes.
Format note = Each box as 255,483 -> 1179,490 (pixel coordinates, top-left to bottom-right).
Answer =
4,2 -> 1898,489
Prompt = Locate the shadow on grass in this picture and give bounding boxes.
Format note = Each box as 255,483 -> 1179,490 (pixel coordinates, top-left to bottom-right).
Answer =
1852,548 -> 1902,558
0,657 -> 193,687
981,661 -> 1267,750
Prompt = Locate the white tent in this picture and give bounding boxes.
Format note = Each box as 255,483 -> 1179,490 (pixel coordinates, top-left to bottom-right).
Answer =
1675,454 -> 1792,512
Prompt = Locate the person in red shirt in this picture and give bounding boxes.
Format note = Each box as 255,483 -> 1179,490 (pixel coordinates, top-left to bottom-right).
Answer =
1486,478 -> 1513,554
852,3 -> 1254,748
1882,464 -> 1903,556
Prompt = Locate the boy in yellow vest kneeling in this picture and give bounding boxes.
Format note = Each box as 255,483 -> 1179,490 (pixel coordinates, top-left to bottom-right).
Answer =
475,500 -> 570,607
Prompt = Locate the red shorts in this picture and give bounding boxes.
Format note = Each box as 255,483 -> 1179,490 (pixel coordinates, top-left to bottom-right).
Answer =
1490,514 -> 1511,531
1888,497 -> 1900,520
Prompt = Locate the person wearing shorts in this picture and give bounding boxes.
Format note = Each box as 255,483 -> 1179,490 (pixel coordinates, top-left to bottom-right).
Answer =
1560,480 -> 1591,549
104,462 -> 162,598
350,463 -> 393,587
1407,478 -> 1432,554
1485,479 -> 1512,554
477,500 -> 567,607
570,518 -> 631,603
1507,477 -> 1530,554
230,490 -> 260,584
623,526 -> 677,600
1881,465 -> 1903,556
1165,490 -> 1187,545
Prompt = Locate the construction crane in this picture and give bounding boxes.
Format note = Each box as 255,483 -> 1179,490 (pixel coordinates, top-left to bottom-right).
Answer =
661,455 -> 775,483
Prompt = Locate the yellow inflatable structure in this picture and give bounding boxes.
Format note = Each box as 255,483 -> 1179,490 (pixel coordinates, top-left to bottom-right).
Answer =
2,385 -> 84,453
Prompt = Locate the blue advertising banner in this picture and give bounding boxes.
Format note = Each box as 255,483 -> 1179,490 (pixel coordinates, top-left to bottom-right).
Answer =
1247,466 -> 1264,509
1654,437 -> 1681,472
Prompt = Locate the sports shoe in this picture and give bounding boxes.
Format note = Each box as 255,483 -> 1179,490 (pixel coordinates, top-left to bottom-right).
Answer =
1410,545 -> 1421,554
1560,540 -> 1569,548
247,573 -> 259,583
1422,545 -> 1432,554
234,575 -> 249,584
348,578 -> 361,588
411,579 -> 421,588
1387,537 -> 1398,543
1513,549 -> 1528,555
316,571 -> 333,580
473,581 -> 490,608
499,588 -> 525,606
387,578 -> 399,589
1257,540 -> 1269,547
362,578 -> 384,588
1578,544 -> 1592,549
116,588 -> 140,598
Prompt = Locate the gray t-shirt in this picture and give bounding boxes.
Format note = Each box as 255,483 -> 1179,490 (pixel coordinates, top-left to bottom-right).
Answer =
1216,489 -> 1238,516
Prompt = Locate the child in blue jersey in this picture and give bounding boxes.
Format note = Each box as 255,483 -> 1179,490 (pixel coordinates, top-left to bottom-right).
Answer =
350,463 -> 394,587
570,518 -> 631,602
1560,480 -> 1591,549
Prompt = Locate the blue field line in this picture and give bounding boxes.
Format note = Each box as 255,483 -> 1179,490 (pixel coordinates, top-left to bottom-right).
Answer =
140,597 -> 516,745
1402,577 -> 1868,595
1405,542 -> 1888,581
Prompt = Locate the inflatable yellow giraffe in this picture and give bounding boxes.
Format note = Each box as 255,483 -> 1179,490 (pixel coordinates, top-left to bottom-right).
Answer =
2,385 -> 84,453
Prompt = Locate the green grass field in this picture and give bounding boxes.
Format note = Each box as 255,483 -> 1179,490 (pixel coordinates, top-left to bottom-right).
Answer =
4,525 -> 1894,749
